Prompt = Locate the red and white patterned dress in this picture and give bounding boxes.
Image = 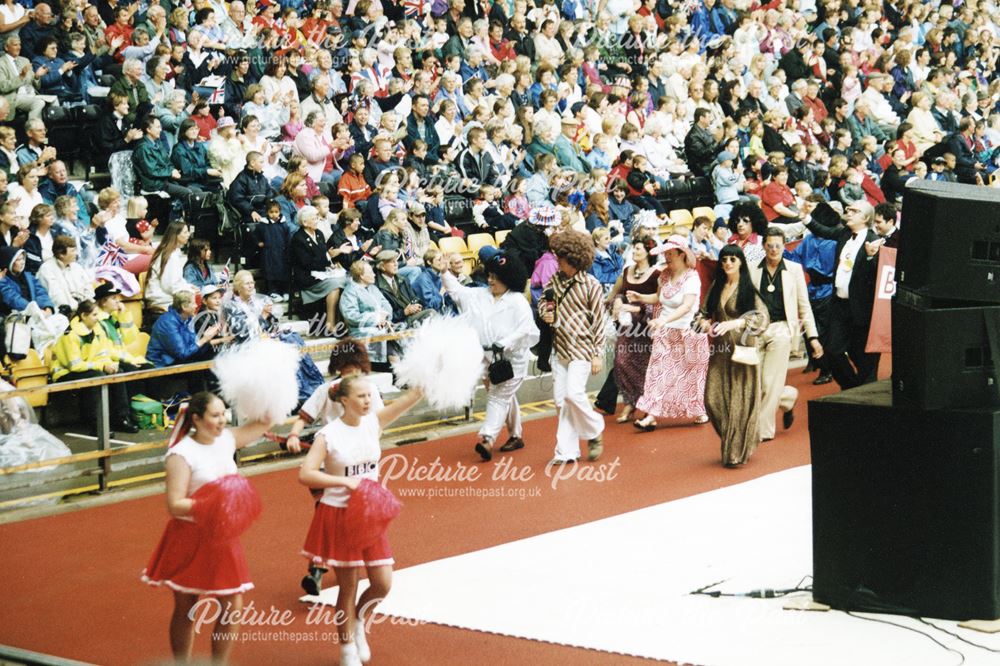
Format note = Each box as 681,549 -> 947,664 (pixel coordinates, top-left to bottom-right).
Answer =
636,269 -> 710,419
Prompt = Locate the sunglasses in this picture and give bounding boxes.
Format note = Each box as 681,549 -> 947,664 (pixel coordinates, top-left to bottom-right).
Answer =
720,256 -> 741,264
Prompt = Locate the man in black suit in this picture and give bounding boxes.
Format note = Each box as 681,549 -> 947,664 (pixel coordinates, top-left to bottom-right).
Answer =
374,250 -> 433,327
873,203 -> 900,248
802,199 -> 883,390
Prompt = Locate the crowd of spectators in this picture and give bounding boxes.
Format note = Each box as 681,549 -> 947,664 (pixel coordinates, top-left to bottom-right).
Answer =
0,0 -> 996,433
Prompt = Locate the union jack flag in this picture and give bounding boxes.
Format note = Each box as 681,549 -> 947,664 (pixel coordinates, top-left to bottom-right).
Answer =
97,242 -> 126,268
208,86 -> 226,105
402,0 -> 427,18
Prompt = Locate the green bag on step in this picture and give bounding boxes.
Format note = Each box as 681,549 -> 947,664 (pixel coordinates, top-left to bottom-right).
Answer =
130,395 -> 165,430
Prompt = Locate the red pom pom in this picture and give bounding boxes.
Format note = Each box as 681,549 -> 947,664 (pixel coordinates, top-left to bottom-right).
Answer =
190,475 -> 263,541
341,479 -> 402,550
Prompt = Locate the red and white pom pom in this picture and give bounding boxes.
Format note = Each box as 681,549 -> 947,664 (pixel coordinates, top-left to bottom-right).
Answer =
341,479 -> 403,550
190,474 -> 263,541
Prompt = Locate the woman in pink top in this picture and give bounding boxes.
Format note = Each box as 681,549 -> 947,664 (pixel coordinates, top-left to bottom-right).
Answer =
293,110 -> 333,184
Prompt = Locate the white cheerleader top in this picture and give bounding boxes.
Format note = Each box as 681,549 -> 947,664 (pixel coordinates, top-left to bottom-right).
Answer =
167,430 -> 238,497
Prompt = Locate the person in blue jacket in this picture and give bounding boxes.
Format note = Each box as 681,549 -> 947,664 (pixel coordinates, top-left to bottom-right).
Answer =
589,227 -> 625,294
410,247 -> 454,314
146,290 -> 221,368
0,246 -> 56,314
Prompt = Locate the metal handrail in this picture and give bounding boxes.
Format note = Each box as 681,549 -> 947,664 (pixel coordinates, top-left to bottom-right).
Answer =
0,329 -> 418,493
1,329 -> 416,399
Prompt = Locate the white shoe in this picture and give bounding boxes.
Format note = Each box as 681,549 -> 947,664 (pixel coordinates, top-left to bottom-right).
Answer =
355,617 -> 371,662
340,643 -> 362,666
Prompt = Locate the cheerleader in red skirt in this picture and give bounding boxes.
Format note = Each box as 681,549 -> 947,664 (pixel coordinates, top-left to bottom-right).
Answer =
299,376 -> 423,666
141,392 -> 271,663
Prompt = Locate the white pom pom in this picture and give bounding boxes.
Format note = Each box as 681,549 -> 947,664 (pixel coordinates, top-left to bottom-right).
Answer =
392,316 -> 484,410
213,339 -> 300,425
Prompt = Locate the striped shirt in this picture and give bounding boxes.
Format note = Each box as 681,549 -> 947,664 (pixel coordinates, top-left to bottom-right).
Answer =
548,271 -> 607,364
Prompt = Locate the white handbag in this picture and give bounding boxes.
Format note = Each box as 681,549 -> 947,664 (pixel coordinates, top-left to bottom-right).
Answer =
4,314 -> 31,360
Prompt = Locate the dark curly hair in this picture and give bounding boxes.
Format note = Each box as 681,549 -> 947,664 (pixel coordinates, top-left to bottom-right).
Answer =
327,338 -> 372,376
549,230 -> 596,271
728,201 -> 769,237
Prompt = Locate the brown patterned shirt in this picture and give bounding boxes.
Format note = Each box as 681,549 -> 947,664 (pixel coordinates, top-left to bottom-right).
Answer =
547,270 -> 607,364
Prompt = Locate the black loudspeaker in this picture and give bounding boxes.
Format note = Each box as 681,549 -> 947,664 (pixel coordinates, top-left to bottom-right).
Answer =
892,287 -> 1000,410
896,180 -> 1000,304
810,381 -> 1000,620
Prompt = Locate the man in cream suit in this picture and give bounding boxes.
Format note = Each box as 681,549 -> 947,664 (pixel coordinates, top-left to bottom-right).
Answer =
750,227 -> 824,441
0,35 -> 45,121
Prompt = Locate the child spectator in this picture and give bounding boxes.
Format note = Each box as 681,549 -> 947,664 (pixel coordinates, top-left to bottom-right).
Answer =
255,199 -> 292,302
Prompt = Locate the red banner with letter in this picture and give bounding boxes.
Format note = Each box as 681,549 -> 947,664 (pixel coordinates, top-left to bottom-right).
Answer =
865,247 -> 896,353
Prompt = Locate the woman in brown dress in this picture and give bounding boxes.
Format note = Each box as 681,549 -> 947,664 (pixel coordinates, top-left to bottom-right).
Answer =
696,244 -> 769,467
606,238 -> 660,423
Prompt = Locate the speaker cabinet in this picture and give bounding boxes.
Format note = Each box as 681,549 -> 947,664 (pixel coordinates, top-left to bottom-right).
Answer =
893,287 -> 1000,410
897,180 -> 1000,304
810,381 -> 1000,620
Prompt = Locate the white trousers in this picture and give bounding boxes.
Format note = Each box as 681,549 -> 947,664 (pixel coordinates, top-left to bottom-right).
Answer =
553,358 -> 604,461
759,322 -> 799,440
479,376 -> 524,442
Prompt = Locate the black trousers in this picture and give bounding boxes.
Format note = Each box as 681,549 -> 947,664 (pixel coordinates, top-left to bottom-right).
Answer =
57,369 -> 131,424
805,295 -> 831,373
595,371 -> 619,412
826,297 -> 880,390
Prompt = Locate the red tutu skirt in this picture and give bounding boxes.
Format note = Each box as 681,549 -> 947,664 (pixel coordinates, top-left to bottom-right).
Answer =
301,503 -> 394,568
141,519 -> 254,596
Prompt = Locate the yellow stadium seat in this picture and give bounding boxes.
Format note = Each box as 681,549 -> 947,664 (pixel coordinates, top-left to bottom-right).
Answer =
691,206 -> 716,222
658,224 -> 675,239
9,349 -> 49,408
127,332 -> 150,360
437,236 -> 469,257
466,233 -> 497,257
121,297 -> 143,332
669,209 -> 694,229
495,229 -> 511,245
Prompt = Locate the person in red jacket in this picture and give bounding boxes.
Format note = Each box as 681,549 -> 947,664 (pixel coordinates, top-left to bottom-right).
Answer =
338,153 -> 373,210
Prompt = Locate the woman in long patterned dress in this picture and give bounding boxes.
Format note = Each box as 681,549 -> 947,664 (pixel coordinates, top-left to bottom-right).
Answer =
633,235 -> 710,431
606,237 -> 659,423
696,244 -> 770,467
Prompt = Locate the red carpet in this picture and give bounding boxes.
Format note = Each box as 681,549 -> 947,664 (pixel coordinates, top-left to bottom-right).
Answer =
0,365 -> 855,665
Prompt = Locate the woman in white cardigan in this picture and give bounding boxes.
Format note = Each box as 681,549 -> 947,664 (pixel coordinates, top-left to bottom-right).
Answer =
906,91 -> 943,153
36,235 -> 94,314
144,222 -> 193,321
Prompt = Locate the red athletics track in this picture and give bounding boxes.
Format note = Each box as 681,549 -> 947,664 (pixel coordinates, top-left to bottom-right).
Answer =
0,364 -> 856,665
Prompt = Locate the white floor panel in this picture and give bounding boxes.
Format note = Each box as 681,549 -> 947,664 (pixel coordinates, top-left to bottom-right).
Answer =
303,467 -> 1000,665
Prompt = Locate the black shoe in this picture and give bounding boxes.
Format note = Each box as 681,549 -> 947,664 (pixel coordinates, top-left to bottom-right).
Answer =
782,409 -> 795,430
112,419 -> 140,434
301,567 -> 326,596
594,402 -> 616,415
813,373 -> 833,385
499,437 -> 525,452
475,440 -> 493,462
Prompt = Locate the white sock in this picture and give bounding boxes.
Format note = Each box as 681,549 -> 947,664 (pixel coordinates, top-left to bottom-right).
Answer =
355,615 -> 371,662
340,641 -> 361,666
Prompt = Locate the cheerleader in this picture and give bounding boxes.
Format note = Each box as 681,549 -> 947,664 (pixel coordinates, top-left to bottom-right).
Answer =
141,392 -> 271,663
285,338 -> 385,596
300,378 -> 423,666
